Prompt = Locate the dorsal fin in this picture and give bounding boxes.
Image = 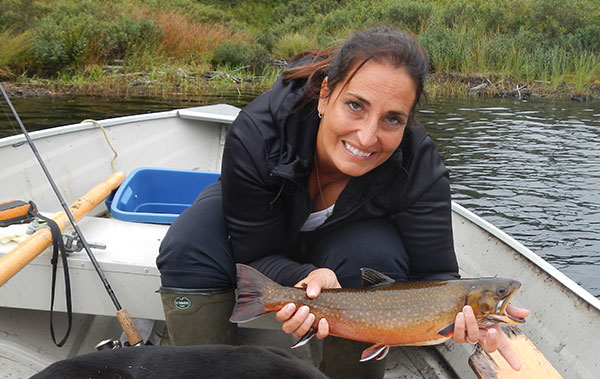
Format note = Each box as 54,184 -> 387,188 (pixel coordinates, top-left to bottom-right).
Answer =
360,268 -> 395,288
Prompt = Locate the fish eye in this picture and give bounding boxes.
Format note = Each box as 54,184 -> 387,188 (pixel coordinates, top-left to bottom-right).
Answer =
496,287 -> 507,296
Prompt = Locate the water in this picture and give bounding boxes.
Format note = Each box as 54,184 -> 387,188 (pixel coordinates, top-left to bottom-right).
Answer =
0,91 -> 260,137
419,98 -> 600,298
1,94 -> 598,298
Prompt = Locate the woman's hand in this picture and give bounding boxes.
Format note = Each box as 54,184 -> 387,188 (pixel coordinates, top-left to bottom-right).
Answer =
274,268 -> 341,340
452,305 -> 531,370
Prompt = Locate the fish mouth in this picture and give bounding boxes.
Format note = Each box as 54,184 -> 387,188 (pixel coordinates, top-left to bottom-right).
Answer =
487,289 -> 525,324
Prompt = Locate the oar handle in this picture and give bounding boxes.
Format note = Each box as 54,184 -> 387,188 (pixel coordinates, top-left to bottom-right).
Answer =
117,308 -> 143,346
0,171 -> 126,286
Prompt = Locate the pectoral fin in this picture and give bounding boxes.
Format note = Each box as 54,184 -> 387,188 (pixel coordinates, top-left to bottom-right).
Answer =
437,322 -> 455,337
291,328 -> 317,349
359,344 -> 390,362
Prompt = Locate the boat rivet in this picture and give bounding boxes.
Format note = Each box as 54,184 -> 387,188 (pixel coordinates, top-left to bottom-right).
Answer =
81,263 -> 85,267
144,268 -> 149,273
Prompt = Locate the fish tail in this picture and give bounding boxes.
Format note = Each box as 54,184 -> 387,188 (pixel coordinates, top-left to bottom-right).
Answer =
229,263 -> 278,323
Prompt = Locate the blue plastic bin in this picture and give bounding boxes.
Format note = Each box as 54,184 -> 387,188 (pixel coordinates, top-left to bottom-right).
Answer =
109,168 -> 220,224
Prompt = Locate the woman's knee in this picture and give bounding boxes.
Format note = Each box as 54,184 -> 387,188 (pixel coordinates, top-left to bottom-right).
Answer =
156,182 -> 235,289
307,218 -> 409,287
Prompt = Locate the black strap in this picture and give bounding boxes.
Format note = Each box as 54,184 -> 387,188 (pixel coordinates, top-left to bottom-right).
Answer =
28,202 -> 72,347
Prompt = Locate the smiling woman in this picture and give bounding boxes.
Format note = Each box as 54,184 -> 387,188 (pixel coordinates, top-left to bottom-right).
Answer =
155,27 -> 528,379
315,62 -> 415,185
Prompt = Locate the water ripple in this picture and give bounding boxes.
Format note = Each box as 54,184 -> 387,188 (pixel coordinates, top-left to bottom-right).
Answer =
422,97 -> 600,298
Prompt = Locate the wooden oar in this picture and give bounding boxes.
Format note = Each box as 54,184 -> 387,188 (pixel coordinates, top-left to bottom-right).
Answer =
0,171 -> 125,286
469,326 -> 562,378
0,171 -> 142,345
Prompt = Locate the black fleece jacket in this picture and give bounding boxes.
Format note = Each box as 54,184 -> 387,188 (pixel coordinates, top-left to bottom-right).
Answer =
221,68 -> 459,286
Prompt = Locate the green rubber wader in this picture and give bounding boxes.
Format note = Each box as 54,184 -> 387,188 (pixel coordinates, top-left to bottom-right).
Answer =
159,288 -> 237,346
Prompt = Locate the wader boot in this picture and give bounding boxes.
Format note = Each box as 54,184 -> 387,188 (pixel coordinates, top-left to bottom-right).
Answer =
159,287 -> 237,346
319,336 -> 387,379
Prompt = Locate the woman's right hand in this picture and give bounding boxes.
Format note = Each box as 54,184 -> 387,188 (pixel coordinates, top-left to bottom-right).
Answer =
274,268 -> 341,340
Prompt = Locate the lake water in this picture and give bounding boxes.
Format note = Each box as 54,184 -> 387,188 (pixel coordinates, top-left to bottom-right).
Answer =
1,94 -> 599,298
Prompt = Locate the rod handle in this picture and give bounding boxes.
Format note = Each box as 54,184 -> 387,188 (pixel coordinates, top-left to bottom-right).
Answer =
116,309 -> 143,346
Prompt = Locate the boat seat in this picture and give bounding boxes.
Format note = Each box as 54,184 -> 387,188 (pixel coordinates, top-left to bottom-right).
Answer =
0,216 -> 167,320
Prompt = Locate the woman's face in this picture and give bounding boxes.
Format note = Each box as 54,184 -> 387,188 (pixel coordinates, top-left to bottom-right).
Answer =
317,61 -> 417,178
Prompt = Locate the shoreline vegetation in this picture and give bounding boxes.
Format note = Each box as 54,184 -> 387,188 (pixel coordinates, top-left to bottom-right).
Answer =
1,0 -> 599,101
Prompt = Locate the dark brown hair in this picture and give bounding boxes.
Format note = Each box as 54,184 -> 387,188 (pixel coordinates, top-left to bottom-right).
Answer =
283,27 -> 429,117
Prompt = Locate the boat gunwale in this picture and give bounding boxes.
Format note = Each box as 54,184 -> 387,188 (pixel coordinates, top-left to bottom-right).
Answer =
0,110 -> 182,148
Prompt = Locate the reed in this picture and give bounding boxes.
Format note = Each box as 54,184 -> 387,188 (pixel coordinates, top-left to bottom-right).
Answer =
0,29 -> 32,78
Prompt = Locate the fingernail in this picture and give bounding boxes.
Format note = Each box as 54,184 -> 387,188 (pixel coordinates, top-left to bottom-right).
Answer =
307,288 -> 317,297
307,313 -> 315,323
284,303 -> 296,312
299,306 -> 309,315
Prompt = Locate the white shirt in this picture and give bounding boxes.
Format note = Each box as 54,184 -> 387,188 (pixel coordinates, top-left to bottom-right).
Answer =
300,204 -> 335,231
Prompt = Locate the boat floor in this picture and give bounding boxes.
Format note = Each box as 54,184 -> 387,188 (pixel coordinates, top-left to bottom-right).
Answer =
1,307 -> 458,379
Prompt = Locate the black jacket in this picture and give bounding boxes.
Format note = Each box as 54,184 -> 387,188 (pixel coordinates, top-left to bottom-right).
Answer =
221,68 -> 458,286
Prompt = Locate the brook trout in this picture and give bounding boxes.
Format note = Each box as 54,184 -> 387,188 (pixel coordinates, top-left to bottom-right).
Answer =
230,264 -> 525,361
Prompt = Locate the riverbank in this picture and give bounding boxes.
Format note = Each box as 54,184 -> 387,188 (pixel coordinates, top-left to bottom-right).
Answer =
3,70 -> 599,102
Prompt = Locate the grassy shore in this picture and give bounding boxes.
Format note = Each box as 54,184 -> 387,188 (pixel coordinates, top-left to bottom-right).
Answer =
1,0 -> 599,100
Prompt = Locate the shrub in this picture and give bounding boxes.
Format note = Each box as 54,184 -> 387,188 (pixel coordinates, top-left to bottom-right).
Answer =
29,1 -> 104,72
143,0 -> 231,23
32,16 -> 93,72
370,0 -> 434,33
569,25 -> 600,52
272,33 -> 317,59
95,16 -> 162,61
210,40 -> 255,68
0,0 -> 49,32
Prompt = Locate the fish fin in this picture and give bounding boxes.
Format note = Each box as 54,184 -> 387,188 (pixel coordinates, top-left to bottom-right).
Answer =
229,264 -> 271,323
291,328 -> 317,349
437,322 -> 455,337
359,344 -> 390,362
360,268 -> 395,288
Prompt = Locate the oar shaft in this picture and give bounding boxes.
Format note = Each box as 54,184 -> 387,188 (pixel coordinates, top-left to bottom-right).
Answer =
0,171 -> 126,286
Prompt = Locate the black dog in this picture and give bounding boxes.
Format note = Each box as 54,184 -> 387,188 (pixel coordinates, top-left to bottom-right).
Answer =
31,344 -> 329,379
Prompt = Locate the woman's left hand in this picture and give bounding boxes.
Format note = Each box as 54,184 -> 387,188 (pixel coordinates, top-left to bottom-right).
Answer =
452,305 -> 531,371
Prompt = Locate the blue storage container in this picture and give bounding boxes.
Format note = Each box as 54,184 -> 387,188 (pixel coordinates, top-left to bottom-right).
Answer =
109,168 -> 220,224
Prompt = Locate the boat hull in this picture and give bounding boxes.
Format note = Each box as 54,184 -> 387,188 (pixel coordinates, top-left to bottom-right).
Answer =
1,104 -> 599,378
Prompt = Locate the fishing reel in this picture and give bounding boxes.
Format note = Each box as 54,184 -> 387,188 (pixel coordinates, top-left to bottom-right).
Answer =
95,338 -> 144,351
95,339 -> 122,351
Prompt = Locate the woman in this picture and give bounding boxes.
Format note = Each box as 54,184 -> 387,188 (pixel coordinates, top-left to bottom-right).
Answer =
157,27 -> 528,377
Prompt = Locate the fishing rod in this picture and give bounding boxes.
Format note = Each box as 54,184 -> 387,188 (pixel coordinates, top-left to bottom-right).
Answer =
0,83 -> 142,346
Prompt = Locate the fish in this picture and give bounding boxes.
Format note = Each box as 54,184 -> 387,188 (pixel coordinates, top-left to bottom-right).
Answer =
229,264 -> 525,362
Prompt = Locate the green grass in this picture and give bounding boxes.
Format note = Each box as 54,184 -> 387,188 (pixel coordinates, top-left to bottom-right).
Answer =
1,0 -> 599,98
